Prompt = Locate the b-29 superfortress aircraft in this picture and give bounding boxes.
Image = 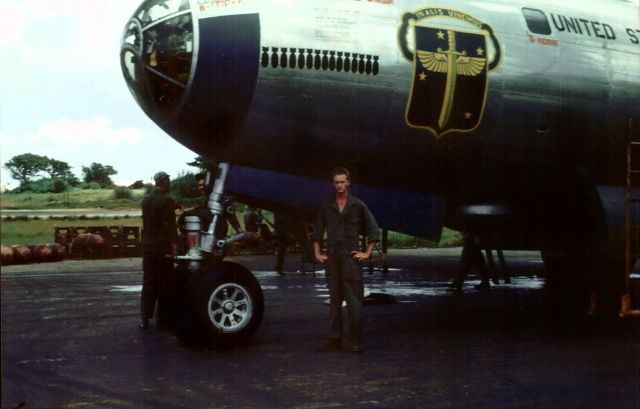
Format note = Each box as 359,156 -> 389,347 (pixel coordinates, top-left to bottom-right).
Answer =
120,0 -> 640,345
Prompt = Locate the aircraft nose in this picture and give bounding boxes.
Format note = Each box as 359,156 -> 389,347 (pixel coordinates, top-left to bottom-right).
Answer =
120,0 -> 260,154
120,1 -> 194,121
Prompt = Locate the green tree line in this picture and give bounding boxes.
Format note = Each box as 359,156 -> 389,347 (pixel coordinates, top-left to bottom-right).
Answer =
3,153 -> 118,193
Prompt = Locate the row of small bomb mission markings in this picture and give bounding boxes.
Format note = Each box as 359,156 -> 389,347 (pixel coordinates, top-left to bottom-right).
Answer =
261,47 -> 380,75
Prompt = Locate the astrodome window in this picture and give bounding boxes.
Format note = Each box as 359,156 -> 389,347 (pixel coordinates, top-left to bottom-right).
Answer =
522,8 -> 552,35
136,0 -> 190,27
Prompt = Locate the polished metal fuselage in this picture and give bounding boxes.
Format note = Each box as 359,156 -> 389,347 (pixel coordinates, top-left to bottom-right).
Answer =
123,0 -> 640,241
181,0 -> 639,200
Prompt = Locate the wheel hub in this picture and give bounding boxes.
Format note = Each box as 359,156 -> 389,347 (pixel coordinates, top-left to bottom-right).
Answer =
223,301 -> 235,313
207,282 -> 253,332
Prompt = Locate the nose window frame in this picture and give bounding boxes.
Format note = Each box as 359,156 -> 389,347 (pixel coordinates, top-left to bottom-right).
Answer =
135,0 -> 190,28
121,2 -> 194,122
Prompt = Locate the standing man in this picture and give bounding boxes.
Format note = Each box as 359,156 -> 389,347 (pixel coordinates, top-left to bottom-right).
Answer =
195,172 -> 206,195
139,171 -> 178,329
273,211 -> 290,275
313,167 -> 379,352
448,232 -> 491,293
178,173 -> 214,232
243,206 -> 263,233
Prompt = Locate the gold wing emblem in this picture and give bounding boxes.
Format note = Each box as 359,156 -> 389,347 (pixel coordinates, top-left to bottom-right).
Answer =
456,55 -> 486,76
417,50 -> 448,73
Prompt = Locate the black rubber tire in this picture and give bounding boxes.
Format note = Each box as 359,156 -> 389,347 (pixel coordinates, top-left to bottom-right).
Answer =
186,261 -> 264,348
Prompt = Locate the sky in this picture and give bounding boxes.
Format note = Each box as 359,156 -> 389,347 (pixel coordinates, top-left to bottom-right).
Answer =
0,0 -> 197,190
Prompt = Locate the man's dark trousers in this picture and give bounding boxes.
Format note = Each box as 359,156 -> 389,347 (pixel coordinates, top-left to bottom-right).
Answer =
326,252 -> 363,344
141,251 -> 173,322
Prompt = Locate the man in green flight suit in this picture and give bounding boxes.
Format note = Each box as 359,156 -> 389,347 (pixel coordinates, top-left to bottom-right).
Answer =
139,171 -> 178,329
313,167 -> 379,353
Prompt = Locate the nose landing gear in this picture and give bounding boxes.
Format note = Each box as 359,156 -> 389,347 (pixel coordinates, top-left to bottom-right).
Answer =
167,163 -> 265,348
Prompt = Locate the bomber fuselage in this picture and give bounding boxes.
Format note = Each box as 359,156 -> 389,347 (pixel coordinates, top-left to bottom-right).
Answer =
121,0 -> 640,236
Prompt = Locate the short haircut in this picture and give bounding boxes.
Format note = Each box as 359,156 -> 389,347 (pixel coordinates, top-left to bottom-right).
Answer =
195,173 -> 206,182
332,166 -> 351,181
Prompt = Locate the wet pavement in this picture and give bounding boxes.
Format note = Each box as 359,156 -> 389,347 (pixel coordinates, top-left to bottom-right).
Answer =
2,249 -> 639,409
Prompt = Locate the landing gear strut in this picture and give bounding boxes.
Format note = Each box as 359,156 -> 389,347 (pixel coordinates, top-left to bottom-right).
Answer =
168,163 -> 265,347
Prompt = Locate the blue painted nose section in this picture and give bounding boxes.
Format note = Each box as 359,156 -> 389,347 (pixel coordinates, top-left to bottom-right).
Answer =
175,13 -> 261,155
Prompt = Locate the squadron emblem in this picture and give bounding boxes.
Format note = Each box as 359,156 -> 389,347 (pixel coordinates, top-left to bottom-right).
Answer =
399,8 -> 502,139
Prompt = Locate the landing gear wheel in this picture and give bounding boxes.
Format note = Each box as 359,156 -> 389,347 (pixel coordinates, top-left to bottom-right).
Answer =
207,282 -> 254,333
189,261 -> 264,348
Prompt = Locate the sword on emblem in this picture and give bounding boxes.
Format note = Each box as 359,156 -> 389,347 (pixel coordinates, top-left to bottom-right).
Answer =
418,30 -> 486,129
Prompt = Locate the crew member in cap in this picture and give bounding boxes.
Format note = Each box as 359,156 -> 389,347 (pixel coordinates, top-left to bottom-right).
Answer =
178,173 -> 212,230
312,167 -> 379,353
139,171 -> 178,328
176,173 -> 229,243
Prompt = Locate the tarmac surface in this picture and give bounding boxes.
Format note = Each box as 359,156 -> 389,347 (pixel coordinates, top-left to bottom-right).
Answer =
2,248 -> 639,409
